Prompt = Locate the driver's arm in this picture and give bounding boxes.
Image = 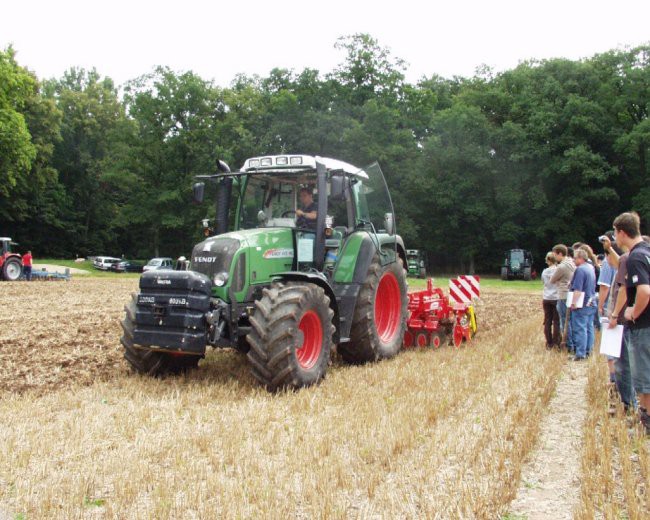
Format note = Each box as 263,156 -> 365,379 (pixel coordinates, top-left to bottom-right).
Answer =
296,209 -> 317,220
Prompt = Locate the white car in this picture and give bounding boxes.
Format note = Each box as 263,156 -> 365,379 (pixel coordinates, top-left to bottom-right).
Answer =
142,257 -> 174,272
93,256 -> 121,270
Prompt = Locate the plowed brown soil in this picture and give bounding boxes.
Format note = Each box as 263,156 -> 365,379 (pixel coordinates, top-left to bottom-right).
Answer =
0,279 -> 537,395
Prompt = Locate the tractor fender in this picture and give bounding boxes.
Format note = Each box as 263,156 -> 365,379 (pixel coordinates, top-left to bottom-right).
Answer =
272,271 -> 341,343
351,235 -> 406,284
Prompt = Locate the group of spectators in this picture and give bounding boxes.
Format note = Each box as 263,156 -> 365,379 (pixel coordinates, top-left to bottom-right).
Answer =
541,212 -> 650,435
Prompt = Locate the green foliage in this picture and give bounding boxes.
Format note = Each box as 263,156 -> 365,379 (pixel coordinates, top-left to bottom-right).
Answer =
0,39 -> 648,273
0,47 -> 38,216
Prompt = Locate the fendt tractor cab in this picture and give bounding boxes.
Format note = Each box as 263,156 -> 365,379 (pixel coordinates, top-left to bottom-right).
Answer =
121,155 -> 408,390
501,248 -> 534,281
0,238 -> 22,281
406,249 -> 426,278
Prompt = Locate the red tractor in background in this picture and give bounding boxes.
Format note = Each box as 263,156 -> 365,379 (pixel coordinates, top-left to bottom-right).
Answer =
0,238 -> 23,281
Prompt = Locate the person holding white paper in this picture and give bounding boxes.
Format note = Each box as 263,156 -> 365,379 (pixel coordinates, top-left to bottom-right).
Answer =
570,249 -> 596,360
614,212 -> 650,435
608,250 -> 635,411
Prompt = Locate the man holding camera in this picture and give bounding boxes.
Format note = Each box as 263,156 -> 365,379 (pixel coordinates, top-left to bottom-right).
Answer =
613,212 -> 650,434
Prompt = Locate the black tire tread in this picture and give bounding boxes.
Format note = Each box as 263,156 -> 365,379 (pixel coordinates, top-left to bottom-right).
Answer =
121,294 -> 200,376
339,255 -> 408,364
246,282 -> 334,391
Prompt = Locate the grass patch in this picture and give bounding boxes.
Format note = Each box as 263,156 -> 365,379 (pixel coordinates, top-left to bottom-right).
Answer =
34,258 -> 141,278
408,275 -> 541,292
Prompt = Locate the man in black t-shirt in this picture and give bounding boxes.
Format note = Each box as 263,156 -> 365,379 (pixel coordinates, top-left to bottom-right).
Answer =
614,212 -> 650,434
296,187 -> 317,230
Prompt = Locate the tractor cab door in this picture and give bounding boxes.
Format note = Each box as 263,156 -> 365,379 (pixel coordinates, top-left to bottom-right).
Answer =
351,162 -> 397,265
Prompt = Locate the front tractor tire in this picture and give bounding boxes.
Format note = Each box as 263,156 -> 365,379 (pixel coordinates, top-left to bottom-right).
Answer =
246,282 -> 334,391
339,255 -> 408,364
121,294 -> 200,376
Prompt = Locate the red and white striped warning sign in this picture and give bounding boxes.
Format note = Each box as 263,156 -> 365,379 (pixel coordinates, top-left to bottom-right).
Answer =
449,275 -> 481,304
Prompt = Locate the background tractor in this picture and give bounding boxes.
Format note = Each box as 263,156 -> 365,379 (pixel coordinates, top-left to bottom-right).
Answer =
501,248 -> 534,281
0,238 -> 23,281
121,156 -> 408,390
406,249 -> 426,278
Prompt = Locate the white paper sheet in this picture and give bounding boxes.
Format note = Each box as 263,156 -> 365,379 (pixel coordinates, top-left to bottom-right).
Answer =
297,238 -> 314,263
599,317 -> 623,358
566,291 -> 585,309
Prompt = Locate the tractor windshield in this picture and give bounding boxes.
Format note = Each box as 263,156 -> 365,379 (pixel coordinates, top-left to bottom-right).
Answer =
510,250 -> 524,266
239,175 -> 307,229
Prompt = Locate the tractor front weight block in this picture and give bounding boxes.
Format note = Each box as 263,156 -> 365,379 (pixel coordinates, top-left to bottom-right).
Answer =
133,270 -> 212,355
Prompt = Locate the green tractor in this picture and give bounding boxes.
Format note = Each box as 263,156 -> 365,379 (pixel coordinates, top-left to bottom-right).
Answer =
406,249 -> 426,278
501,248 -> 534,281
121,155 -> 408,390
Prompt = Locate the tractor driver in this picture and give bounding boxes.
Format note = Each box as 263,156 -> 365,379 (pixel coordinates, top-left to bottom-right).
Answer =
296,187 -> 317,230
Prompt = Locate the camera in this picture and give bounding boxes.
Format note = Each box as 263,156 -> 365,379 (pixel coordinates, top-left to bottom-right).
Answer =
598,235 -> 609,243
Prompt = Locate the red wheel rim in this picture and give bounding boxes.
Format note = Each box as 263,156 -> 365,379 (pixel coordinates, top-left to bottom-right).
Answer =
453,325 -> 463,348
375,271 -> 401,343
296,310 -> 323,369
404,330 -> 414,347
416,333 -> 428,348
432,334 -> 441,349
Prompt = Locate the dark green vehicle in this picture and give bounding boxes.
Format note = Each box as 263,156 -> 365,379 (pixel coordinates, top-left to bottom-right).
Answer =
501,249 -> 534,281
406,249 -> 426,278
121,155 -> 408,390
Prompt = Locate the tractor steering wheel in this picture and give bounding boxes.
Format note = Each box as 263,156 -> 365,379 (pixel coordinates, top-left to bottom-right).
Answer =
281,210 -> 296,218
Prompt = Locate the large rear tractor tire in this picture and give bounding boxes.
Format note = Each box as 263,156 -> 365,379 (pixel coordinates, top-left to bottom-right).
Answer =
500,267 -> 508,281
523,267 -> 532,281
121,294 -> 201,376
2,258 -> 22,281
246,282 -> 334,391
339,255 -> 408,364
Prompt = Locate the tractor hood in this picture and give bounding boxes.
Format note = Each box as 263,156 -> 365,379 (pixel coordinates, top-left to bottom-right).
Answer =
191,228 -> 295,299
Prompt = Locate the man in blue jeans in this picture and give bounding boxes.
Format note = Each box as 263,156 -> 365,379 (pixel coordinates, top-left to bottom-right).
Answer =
570,249 -> 596,360
615,212 -> 650,435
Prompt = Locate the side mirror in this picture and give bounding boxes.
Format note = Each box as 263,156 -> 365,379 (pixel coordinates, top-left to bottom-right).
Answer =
192,182 -> 205,204
330,175 -> 346,200
216,159 -> 231,173
384,212 -> 395,235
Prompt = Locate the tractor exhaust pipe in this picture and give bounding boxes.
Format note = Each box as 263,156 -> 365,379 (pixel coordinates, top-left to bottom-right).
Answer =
215,177 -> 232,236
214,159 -> 232,236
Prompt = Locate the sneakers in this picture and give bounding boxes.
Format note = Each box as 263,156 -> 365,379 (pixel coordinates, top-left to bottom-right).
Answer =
573,356 -> 586,361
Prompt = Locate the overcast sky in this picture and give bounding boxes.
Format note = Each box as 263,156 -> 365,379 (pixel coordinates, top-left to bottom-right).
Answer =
2,0 -> 648,87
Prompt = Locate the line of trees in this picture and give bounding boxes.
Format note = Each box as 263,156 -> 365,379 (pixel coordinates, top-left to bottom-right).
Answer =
0,36 -> 648,272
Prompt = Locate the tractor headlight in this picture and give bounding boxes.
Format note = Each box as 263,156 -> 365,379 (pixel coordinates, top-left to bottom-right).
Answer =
213,272 -> 229,287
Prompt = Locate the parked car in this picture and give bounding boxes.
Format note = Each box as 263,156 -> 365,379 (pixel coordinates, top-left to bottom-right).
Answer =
142,257 -> 174,272
110,260 -> 144,273
93,256 -> 121,270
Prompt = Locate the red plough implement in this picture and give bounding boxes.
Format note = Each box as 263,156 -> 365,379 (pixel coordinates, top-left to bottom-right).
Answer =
403,276 -> 479,349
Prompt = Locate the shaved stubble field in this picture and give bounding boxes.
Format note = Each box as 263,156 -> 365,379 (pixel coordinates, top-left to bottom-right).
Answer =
0,278 -> 645,518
